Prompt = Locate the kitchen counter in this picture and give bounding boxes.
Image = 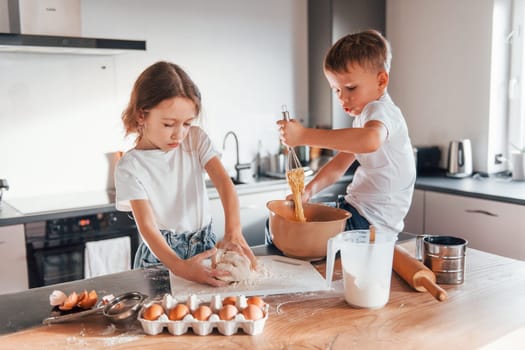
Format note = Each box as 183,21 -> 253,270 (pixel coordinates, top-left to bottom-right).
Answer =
0,175 -> 353,226
2,173 -> 525,227
416,174 -> 525,205
0,241 -> 524,349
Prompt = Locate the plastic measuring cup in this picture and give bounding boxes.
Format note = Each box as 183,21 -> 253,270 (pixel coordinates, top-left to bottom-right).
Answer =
326,230 -> 397,309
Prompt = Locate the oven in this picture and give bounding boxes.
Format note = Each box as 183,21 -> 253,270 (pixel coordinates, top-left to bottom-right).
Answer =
25,211 -> 139,288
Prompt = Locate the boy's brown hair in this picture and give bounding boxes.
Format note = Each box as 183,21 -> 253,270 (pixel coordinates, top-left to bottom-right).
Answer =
324,29 -> 392,74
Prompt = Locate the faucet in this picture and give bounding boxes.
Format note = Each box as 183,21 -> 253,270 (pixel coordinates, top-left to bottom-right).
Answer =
0,179 -> 9,204
222,131 -> 251,183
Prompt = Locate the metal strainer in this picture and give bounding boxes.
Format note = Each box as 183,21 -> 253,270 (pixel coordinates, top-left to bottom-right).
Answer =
103,291 -> 148,327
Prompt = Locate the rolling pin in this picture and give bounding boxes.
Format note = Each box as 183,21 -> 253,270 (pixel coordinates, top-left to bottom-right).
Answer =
393,245 -> 448,301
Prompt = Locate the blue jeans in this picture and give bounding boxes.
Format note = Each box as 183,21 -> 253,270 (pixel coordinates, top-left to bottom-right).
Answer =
336,196 -> 370,231
133,222 -> 216,269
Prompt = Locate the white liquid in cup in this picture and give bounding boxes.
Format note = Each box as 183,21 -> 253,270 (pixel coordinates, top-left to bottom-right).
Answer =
343,270 -> 390,309
339,233 -> 396,309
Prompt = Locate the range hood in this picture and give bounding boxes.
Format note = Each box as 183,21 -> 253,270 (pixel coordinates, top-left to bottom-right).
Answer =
0,0 -> 146,55
0,33 -> 146,55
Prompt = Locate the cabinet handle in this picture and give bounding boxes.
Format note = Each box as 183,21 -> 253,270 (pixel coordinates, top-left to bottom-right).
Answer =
465,209 -> 498,217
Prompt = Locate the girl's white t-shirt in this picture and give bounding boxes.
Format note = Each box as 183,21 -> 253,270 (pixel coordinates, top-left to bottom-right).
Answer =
115,126 -> 219,233
345,93 -> 416,234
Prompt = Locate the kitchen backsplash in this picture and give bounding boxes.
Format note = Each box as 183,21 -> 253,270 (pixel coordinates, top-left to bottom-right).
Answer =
0,0 -> 308,199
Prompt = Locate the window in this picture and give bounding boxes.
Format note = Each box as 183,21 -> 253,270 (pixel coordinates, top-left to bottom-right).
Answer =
508,0 -> 525,153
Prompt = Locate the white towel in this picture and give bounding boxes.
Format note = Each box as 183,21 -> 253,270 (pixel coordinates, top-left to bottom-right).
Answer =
84,236 -> 131,278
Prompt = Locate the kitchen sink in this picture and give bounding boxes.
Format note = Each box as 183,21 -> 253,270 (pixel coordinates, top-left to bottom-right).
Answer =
205,177 -> 246,188
230,177 -> 246,185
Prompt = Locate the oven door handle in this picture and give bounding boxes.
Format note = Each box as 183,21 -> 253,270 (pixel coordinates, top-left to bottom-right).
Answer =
28,242 -> 86,254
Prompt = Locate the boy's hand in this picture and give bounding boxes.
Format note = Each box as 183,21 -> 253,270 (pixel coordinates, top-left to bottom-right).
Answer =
277,119 -> 304,147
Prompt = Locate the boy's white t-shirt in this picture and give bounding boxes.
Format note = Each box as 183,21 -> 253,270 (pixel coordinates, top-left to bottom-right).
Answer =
115,126 -> 219,233
345,92 -> 416,234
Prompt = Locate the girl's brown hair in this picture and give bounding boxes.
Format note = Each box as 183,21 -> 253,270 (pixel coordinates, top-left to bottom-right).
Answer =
121,61 -> 202,142
324,29 -> 392,74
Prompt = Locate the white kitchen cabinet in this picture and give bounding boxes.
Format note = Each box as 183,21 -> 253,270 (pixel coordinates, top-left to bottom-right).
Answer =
209,189 -> 288,246
0,225 -> 29,294
425,192 -> 525,261
403,189 -> 425,235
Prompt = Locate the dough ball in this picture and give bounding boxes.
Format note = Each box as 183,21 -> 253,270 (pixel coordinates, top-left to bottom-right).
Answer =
212,249 -> 251,282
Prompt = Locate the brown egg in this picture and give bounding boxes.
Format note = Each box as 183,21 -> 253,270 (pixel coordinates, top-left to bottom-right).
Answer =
247,296 -> 265,309
143,303 -> 164,321
218,304 -> 238,320
59,292 -> 78,311
76,290 -> 88,304
168,303 -> 190,321
222,296 -> 237,306
193,305 -> 212,321
78,290 -> 98,309
241,304 -> 264,320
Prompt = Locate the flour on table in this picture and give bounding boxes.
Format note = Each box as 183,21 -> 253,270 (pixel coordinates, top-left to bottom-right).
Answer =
222,258 -> 274,289
170,255 -> 328,298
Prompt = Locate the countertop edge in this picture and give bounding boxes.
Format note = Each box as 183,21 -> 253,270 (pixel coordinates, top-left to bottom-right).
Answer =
2,174 -> 525,227
415,183 -> 525,205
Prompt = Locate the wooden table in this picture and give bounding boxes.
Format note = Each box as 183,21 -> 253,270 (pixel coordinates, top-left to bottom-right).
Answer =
1,242 -> 525,349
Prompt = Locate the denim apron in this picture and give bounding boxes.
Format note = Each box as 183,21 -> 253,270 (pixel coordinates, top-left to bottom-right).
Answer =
133,222 -> 216,269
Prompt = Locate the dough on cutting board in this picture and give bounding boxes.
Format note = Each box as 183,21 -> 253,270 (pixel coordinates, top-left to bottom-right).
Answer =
212,249 -> 252,282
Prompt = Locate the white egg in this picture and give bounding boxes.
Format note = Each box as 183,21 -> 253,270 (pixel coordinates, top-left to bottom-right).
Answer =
49,290 -> 67,306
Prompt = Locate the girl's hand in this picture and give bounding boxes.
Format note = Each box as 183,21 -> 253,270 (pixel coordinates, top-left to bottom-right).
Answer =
175,248 -> 232,287
217,236 -> 257,270
277,119 -> 304,147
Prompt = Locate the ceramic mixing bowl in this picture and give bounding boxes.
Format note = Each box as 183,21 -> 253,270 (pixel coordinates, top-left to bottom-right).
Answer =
267,200 -> 351,260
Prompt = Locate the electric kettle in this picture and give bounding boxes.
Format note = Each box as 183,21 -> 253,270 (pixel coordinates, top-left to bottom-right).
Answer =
446,139 -> 473,178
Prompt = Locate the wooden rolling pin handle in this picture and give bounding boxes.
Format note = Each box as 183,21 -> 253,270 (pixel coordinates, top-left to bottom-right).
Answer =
393,245 -> 448,302
416,275 -> 448,301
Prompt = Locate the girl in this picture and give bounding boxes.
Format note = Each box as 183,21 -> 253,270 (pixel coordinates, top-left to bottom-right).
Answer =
115,61 -> 256,286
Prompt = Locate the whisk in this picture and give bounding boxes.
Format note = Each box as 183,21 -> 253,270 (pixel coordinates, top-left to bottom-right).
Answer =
281,105 -> 306,222
281,105 -> 303,172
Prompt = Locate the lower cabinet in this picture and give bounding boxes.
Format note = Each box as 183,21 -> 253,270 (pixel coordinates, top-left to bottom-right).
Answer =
403,189 -> 425,235
405,190 -> 525,261
0,224 -> 29,294
209,189 -> 288,246
425,191 -> 525,261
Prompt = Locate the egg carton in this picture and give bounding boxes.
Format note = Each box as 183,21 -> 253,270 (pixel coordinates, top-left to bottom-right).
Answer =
137,294 -> 269,336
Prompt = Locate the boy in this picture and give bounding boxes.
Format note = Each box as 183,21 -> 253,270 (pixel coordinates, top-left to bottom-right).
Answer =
278,30 -> 416,235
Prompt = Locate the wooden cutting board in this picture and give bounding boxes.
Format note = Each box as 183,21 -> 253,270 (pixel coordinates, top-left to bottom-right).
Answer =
169,255 -> 328,298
